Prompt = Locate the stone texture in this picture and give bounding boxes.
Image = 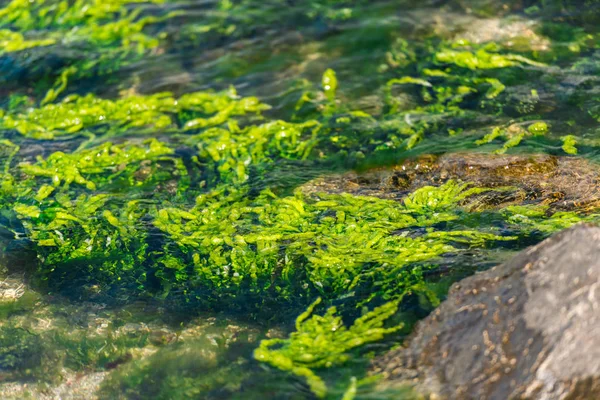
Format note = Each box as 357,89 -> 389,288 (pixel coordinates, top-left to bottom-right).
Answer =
302,153 -> 600,212
372,224 -> 600,400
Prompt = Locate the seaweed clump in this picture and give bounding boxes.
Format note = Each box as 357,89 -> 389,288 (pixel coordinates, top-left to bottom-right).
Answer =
254,298 -> 402,398
2,75 -> 599,397
0,0 -> 172,53
2,0 -> 600,397
2,88 -> 268,140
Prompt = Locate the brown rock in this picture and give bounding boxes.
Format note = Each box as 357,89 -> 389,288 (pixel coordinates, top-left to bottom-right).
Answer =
302,153 -> 600,212
372,224 -> 600,399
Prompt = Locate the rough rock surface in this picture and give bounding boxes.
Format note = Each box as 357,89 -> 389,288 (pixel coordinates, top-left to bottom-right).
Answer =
372,224 -> 600,400
302,153 -> 600,211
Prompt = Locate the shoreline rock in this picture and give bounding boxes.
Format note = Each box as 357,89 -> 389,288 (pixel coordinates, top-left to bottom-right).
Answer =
302,153 -> 600,212
372,224 -> 600,400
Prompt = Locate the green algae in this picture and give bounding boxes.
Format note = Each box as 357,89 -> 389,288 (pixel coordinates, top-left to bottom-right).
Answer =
0,0 -> 165,30
0,53 -> 597,400
502,205 -> 595,235
403,180 -> 491,215
150,181 -> 520,310
254,298 -> 402,398
19,139 -> 176,188
527,121 -> 549,135
0,0 -> 170,51
0,0 -> 183,98
5,167 -> 529,317
0,140 -> 19,175
1,75 -> 593,319
475,122 -> 556,154
187,119 -> 320,184
3,88 -> 268,140
322,69 -> 338,103
13,194 -> 151,295
98,329 -> 260,400
2,0 -> 600,398
41,66 -> 78,106
370,33 -> 594,157
435,47 -> 547,70
0,29 -> 55,53
561,135 -> 578,155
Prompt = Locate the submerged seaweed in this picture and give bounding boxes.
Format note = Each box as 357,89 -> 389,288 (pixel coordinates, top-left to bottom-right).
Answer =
2,0 -> 600,398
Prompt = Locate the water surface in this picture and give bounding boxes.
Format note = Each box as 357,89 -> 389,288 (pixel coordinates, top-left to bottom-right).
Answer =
1,0 -> 600,398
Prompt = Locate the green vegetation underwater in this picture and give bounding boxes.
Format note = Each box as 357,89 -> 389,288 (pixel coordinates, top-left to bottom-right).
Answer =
1,0 -> 600,398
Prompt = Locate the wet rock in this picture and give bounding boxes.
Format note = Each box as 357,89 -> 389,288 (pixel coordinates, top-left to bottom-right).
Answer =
0,371 -> 108,400
0,271 -> 267,399
302,153 -> 600,211
372,224 -> 600,400
458,18 -> 549,52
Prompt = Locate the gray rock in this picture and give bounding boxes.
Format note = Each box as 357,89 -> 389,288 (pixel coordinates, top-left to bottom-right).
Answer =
372,224 -> 600,400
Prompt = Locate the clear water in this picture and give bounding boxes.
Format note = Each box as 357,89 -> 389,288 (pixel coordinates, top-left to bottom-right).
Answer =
1,0 -> 600,398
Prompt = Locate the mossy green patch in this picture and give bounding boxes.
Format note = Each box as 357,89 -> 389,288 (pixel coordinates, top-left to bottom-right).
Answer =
99,339 -> 252,399
0,325 -> 49,381
3,88 -> 268,140
187,119 -> 320,184
150,181 -> 518,309
561,135 -> 578,155
476,122 -> 555,154
435,47 -> 546,70
0,0 -> 171,53
19,139 -> 177,189
0,29 -> 55,53
502,205 -> 593,234
2,1 -> 600,397
254,298 -> 401,398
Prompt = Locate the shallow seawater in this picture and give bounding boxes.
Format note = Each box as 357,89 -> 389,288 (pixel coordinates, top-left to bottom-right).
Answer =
1,0 -> 600,398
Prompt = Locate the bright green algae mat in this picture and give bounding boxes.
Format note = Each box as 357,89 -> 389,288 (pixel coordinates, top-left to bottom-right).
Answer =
2,0 -> 600,398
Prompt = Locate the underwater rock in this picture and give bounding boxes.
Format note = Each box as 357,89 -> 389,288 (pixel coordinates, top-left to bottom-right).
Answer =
407,9 -> 549,52
459,18 -> 549,52
371,224 -> 600,400
302,153 -> 600,211
0,371 -> 108,400
0,270 -> 266,399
